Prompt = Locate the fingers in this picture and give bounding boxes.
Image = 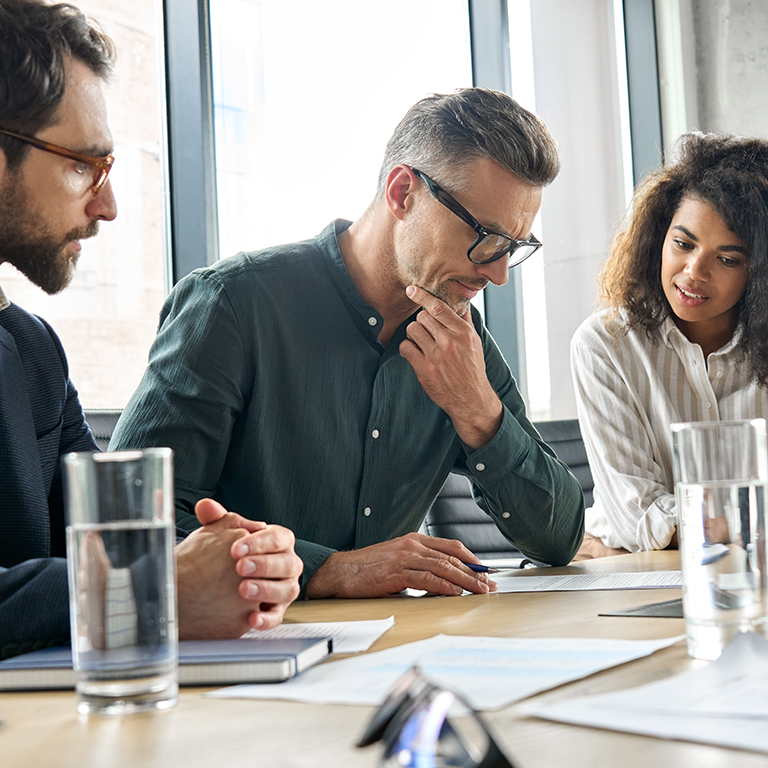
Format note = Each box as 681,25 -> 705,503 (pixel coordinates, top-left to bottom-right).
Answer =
239,573 -> 302,631
574,532 -> 630,560
405,531 -> 479,564
247,603 -> 291,631
403,538 -> 489,592
195,497 -> 268,534
306,534 -> 495,599
406,284 -> 460,323
194,497 -> 228,525
399,534 -> 495,595
403,318 -> 436,357
231,524 -> 296,560
239,574 -> 301,606
401,286 -> 480,375
233,524 -> 303,627
408,554 -> 495,596
236,549 -> 304,580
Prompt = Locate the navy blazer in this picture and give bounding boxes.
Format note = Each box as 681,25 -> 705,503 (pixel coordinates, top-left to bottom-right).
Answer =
0,302 -> 97,659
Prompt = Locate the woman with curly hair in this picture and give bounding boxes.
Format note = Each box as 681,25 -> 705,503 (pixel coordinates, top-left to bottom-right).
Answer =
571,131 -> 768,559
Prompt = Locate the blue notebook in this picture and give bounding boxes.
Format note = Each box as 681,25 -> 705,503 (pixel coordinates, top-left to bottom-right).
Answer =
0,636 -> 333,691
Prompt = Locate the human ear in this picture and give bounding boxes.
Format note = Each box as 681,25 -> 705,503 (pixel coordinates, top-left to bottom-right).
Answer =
384,164 -> 419,221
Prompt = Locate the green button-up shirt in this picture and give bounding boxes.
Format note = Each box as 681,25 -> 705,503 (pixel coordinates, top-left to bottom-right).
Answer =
111,221 -> 584,588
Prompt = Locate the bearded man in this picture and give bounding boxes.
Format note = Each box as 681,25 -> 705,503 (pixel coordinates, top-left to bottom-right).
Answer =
0,0 -> 302,660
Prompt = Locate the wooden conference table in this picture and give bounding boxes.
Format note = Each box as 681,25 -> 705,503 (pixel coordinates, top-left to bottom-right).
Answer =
2,551 -> 766,768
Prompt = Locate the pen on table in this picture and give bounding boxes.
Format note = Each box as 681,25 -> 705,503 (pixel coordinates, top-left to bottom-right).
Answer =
463,560 -> 538,573
463,562 -> 502,574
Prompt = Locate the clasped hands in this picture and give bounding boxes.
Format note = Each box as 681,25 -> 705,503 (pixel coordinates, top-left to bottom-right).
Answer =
175,498 -> 302,640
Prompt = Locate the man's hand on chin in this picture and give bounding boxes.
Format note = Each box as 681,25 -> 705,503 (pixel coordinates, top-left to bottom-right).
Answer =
399,285 -> 502,450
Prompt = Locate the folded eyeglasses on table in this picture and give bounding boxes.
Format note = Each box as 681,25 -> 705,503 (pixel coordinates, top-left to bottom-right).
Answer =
357,666 -> 518,768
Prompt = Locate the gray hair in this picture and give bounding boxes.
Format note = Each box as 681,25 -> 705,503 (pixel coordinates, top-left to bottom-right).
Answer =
375,88 -> 560,199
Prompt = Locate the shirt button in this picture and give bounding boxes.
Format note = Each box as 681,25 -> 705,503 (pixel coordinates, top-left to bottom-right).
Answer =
372,429 -> 380,439
364,507 -> 372,516
476,463 -> 485,472
368,317 -> 377,326
716,371 -> 723,377
704,402 -> 712,409
502,512 -> 510,519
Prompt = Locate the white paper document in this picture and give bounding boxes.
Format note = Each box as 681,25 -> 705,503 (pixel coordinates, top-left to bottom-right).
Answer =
534,631 -> 768,754
208,633 -> 681,711
487,570 -> 682,594
241,616 -> 394,654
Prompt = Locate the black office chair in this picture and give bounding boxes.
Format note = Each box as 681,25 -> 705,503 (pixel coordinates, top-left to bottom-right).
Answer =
424,419 -> 593,559
83,409 -> 123,451
536,418 -> 593,508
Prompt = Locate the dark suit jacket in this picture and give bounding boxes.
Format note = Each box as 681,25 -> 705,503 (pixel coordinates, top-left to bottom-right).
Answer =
0,302 -> 97,659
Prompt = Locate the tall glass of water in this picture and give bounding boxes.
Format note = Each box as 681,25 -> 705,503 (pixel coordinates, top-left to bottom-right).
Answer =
63,448 -> 178,714
671,419 -> 768,660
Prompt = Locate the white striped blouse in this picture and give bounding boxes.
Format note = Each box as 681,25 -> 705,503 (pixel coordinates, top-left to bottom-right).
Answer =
571,308 -> 768,552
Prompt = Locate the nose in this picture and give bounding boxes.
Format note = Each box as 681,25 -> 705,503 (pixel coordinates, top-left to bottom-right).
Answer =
475,255 -> 509,287
683,251 -> 710,282
85,178 -> 118,222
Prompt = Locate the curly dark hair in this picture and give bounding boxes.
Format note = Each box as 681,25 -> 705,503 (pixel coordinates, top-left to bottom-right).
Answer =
0,0 -> 115,169
601,131 -> 768,386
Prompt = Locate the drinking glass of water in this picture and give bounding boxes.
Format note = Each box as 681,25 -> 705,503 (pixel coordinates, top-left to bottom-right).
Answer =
671,419 -> 768,660
63,448 -> 178,714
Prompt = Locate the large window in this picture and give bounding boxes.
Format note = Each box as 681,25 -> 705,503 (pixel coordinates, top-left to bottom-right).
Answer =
209,0 -> 472,258
0,0 -> 167,409
23,0 -> 760,421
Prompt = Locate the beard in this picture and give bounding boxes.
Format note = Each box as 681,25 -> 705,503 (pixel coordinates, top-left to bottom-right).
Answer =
426,279 -> 487,316
0,179 -> 99,295
390,211 -> 487,316
395,244 -> 487,316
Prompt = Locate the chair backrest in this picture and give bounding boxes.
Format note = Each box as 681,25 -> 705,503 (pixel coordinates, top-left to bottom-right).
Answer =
423,418 -> 593,558
83,409 -> 123,451
423,471 -> 521,559
534,418 -> 593,508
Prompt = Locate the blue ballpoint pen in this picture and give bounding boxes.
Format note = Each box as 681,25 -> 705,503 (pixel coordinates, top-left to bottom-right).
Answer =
463,562 -> 501,574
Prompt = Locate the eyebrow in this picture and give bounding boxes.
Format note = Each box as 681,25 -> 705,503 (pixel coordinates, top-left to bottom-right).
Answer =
671,224 -> 748,255
79,144 -> 114,158
476,207 -> 533,240
485,220 -> 514,238
480,215 -> 534,241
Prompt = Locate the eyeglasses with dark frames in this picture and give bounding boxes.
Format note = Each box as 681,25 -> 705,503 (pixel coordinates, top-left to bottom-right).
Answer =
411,167 -> 542,268
357,665 -> 517,768
0,127 -> 114,196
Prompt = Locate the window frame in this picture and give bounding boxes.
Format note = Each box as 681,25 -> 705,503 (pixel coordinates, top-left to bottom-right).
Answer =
163,0 -> 220,282
161,0 -> 660,410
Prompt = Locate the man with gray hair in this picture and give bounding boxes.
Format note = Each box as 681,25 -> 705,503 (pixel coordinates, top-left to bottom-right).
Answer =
113,88 -> 585,599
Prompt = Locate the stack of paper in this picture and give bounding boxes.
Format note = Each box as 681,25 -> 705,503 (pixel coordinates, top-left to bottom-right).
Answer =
487,571 -> 682,593
534,631 -> 768,754
208,633 -> 681,710
241,616 -> 395,654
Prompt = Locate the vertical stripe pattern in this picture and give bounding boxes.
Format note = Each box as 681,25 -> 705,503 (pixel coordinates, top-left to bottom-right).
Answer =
571,309 -> 768,551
